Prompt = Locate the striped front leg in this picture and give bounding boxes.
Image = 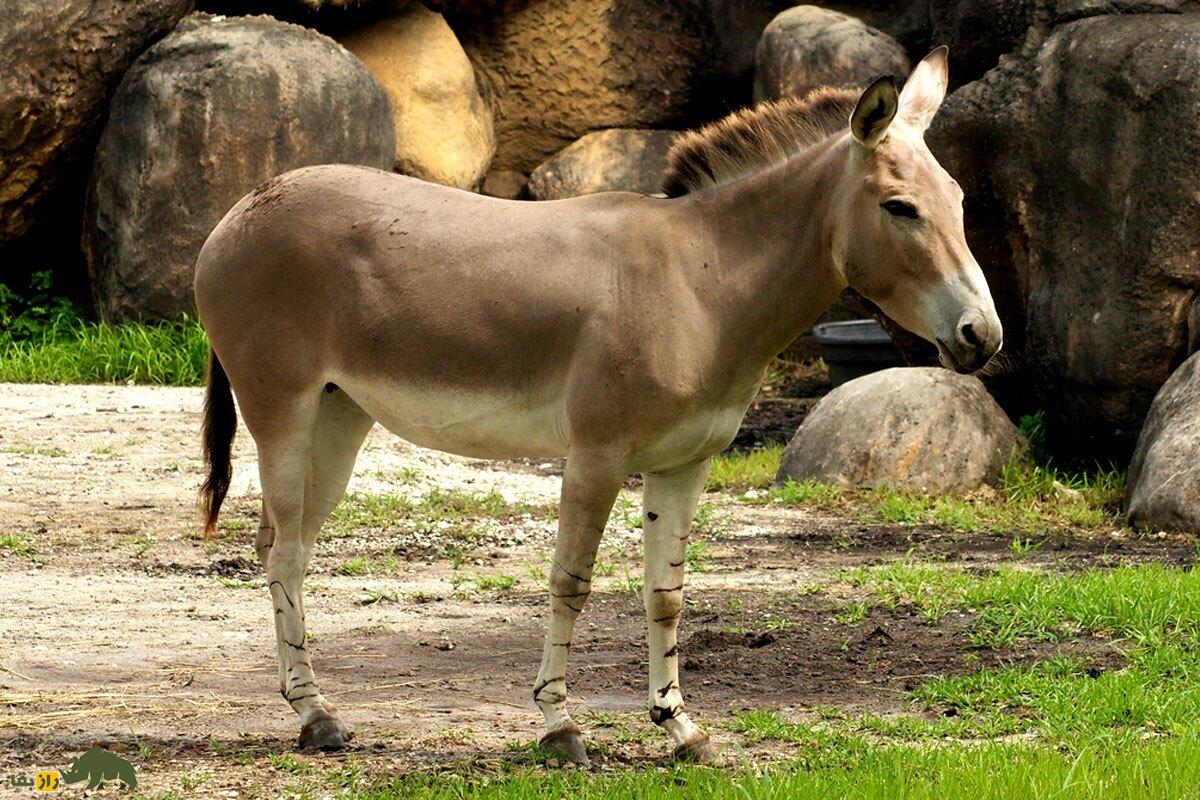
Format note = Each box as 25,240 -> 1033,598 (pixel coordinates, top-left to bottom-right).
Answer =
642,459 -> 715,762
532,452 -> 625,765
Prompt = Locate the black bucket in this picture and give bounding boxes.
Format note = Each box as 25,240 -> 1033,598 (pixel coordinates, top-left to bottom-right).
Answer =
811,319 -> 905,387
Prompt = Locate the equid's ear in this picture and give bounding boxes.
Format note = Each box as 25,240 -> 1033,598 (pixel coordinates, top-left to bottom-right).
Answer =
850,75 -> 900,148
898,46 -> 949,130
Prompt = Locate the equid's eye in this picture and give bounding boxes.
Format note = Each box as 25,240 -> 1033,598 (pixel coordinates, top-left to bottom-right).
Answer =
881,199 -> 920,219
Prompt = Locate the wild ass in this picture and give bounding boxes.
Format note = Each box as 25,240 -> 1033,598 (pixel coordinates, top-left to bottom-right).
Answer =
194,48 -> 1000,763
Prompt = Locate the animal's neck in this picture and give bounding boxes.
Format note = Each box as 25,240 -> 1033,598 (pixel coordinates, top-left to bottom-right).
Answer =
682,137 -> 849,385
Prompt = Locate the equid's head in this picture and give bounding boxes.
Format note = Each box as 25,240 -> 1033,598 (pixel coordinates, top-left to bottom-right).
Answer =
662,47 -> 1000,371
832,47 -> 1001,372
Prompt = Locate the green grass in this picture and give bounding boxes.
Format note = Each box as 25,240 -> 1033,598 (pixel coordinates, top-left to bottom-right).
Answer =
330,488 -> 551,536
0,533 -> 37,558
705,413 -> 1125,536
336,553 -> 400,576
0,311 -> 208,385
281,736 -> 1200,799
832,561 -> 1200,750
706,444 -> 785,492
742,459 -> 1124,536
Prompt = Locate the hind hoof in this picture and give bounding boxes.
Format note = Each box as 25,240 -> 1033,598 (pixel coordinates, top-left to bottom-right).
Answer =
672,732 -> 715,763
539,724 -> 589,765
298,713 -> 352,752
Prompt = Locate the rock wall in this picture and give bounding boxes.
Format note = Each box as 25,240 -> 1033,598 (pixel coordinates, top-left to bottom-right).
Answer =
0,0 -> 192,261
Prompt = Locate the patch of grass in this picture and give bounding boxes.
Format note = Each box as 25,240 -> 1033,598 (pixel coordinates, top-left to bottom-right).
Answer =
751,454 -> 1124,536
692,502 -> 728,538
754,478 -> 844,507
685,541 -> 712,573
706,444 -> 784,492
841,561 -> 1200,748
612,567 -> 644,595
475,572 -> 519,592
331,488 -> 550,538
0,311 -> 208,385
332,736 -> 1200,799
129,533 -> 156,557
0,533 -> 37,558
342,552 -> 400,576
855,560 -> 1200,646
359,589 -> 400,605
834,601 -> 869,625
212,577 -> 255,589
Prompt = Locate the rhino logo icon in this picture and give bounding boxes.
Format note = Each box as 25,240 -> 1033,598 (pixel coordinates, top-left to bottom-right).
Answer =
60,747 -> 137,790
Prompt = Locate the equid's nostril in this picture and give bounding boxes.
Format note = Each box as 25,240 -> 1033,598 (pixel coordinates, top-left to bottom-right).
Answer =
957,320 -> 982,348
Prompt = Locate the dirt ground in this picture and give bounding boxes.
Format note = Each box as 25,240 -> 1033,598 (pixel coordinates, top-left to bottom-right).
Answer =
0,384 -> 1192,797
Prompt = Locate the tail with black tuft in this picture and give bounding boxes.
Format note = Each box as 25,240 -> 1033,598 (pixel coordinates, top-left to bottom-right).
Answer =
200,350 -> 236,537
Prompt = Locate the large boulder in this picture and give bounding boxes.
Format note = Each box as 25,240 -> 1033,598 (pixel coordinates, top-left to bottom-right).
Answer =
777,368 -> 1024,493
754,6 -> 910,103
339,2 -> 495,190
928,0 -> 1038,87
929,0 -> 1200,89
84,13 -> 395,322
929,14 -> 1200,462
1125,351 -> 1200,534
451,0 -> 718,174
0,0 -> 192,257
526,129 -> 675,200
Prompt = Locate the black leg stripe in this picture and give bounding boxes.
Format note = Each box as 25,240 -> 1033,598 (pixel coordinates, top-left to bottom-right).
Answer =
650,704 -> 683,725
269,581 -> 295,608
555,562 -> 592,584
533,676 -> 564,700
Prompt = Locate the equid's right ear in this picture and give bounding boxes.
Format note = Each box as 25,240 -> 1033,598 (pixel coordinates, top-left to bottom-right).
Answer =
850,75 -> 900,148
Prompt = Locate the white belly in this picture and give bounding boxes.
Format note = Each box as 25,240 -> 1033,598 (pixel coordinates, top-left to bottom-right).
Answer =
631,403 -> 750,474
333,375 -> 569,460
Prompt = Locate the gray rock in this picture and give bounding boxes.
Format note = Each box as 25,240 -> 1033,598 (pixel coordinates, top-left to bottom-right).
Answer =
1126,351 -> 1200,534
777,367 -> 1024,493
83,13 -> 395,322
527,129 -> 675,200
0,0 -> 192,255
753,6 -> 910,103
929,15 -> 1200,461
928,0 -> 1037,87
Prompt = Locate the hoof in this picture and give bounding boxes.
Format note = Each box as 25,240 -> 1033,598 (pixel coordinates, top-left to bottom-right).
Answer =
539,724 -> 589,766
298,713 -> 352,752
672,732 -> 716,764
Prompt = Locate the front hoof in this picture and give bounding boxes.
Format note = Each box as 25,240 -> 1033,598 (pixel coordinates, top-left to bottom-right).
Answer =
539,724 -> 589,766
672,731 -> 716,763
298,713 -> 352,752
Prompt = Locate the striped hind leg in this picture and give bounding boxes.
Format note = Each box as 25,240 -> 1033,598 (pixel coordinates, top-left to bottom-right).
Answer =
642,459 -> 715,762
251,386 -> 373,750
532,450 -> 625,765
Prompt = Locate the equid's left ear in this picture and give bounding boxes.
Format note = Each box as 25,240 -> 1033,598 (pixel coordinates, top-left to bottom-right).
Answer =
850,75 -> 900,148
898,46 -> 949,131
